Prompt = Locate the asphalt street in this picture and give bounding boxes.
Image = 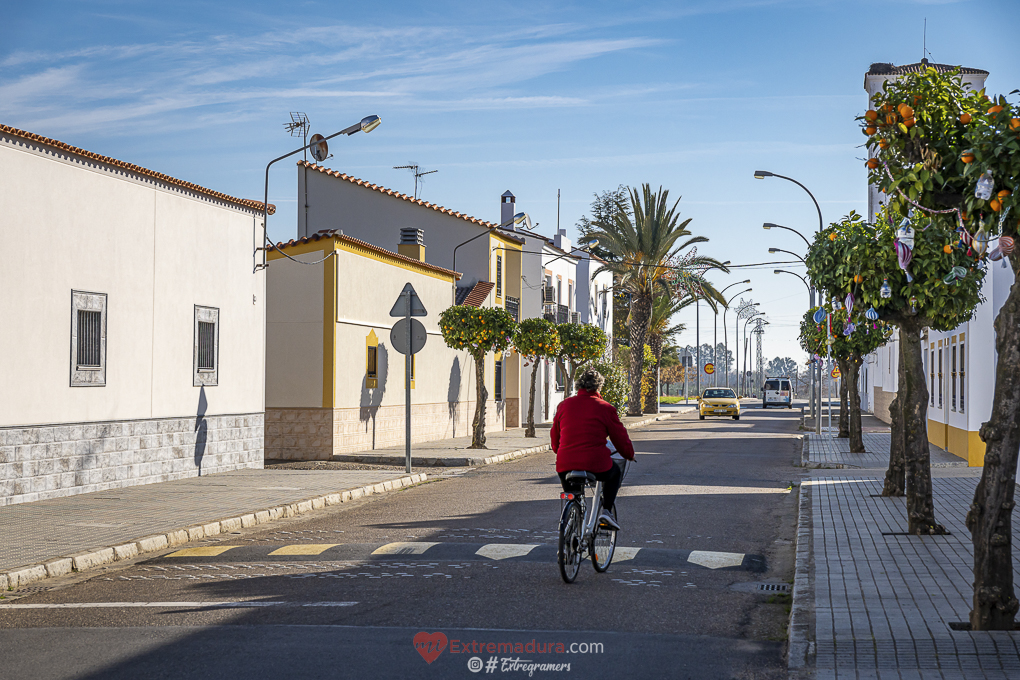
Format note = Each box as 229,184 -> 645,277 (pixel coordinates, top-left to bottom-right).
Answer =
0,403 -> 803,680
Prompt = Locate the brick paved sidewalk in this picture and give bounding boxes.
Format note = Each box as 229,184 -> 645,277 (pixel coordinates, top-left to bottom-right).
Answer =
804,433 -> 967,470
335,410 -> 686,466
792,468 -> 1020,679
0,468 -> 425,587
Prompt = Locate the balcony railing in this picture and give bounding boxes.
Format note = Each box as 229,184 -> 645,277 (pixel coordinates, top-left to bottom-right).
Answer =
505,296 -> 520,322
557,304 -> 569,324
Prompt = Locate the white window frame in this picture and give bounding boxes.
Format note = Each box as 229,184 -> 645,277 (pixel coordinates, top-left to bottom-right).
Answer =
194,305 -> 220,387
70,290 -> 107,387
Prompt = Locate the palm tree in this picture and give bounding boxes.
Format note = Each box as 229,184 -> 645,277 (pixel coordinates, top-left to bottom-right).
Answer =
587,184 -> 727,415
643,293 -> 693,412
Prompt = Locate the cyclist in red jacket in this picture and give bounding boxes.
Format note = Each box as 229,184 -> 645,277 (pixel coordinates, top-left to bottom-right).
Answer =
550,368 -> 635,530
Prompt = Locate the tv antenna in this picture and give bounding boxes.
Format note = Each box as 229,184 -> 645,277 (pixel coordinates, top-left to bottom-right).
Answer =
284,112 -> 311,161
393,164 -> 438,200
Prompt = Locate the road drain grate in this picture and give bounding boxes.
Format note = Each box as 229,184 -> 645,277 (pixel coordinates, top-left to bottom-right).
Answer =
756,583 -> 791,593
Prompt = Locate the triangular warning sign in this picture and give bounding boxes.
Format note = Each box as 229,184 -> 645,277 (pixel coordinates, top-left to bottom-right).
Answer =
389,283 -> 428,317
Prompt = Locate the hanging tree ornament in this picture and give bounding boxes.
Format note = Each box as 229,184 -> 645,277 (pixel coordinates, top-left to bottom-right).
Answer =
845,292 -> 855,317
880,278 -> 892,299
865,306 -> 879,321
942,266 -> 967,285
813,308 -> 827,324
909,296 -> 918,314
843,322 -> 856,336
975,170 -> 995,201
973,225 -> 990,258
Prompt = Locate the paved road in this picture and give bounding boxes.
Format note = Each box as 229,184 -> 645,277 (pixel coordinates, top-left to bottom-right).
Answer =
0,404 -> 804,680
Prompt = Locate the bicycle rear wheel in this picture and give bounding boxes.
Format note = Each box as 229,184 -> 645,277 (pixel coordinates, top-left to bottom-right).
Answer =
591,503 -> 617,573
558,501 -> 583,584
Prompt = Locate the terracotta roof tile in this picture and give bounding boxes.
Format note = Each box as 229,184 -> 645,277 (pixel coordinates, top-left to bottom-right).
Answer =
300,161 -> 524,244
269,229 -> 461,279
461,281 -> 494,307
0,124 -> 274,215
866,61 -> 988,77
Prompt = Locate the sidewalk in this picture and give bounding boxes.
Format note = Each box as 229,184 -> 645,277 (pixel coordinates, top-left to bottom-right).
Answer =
333,410 -> 686,466
803,432 -> 967,470
791,461 -> 1020,677
0,468 -> 426,590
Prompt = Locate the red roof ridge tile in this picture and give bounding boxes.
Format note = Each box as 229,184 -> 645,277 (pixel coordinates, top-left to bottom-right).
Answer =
268,229 -> 461,279
462,281 -> 495,307
0,124 -> 274,215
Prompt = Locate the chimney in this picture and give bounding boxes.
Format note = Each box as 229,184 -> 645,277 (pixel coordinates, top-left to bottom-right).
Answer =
554,228 -> 571,253
398,227 -> 426,261
500,190 -> 515,229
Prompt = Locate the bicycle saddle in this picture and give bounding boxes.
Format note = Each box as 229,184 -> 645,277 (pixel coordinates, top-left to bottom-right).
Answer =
565,470 -> 597,483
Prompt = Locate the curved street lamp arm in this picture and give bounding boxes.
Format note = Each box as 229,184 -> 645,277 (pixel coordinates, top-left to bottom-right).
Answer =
774,269 -> 810,292
771,172 -> 824,234
768,247 -> 806,263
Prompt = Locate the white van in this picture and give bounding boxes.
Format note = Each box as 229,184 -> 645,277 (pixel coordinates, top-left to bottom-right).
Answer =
763,377 -> 793,409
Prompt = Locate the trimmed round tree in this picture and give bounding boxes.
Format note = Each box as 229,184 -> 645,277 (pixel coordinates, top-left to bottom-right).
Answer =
514,317 -> 561,438
557,322 -> 608,398
439,305 -> 517,449
806,209 -> 983,533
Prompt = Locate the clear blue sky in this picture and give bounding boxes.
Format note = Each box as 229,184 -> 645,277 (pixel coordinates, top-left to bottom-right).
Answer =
4,0 -> 1018,369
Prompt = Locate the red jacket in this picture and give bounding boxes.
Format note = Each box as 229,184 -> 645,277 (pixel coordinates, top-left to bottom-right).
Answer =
551,389 -> 635,473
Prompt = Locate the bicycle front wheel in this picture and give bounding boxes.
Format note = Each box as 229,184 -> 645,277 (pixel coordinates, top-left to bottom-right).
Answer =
591,503 -> 617,573
558,501 -> 583,584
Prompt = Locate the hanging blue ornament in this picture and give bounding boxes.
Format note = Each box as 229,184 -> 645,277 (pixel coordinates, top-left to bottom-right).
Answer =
865,306 -> 879,321
845,292 -> 855,316
813,308 -> 827,324
880,278 -> 892,299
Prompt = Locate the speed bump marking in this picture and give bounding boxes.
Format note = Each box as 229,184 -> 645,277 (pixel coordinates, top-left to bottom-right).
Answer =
166,546 -> 240,558
268,544 -> 340,556
371,542 -> 440,555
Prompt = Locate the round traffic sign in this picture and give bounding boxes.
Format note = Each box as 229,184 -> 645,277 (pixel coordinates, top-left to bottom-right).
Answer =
704,363 -> 715,375
391,318 -> 427,355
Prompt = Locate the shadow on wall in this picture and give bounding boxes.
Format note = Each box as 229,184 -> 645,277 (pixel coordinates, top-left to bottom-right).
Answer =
448,357 -> 461,437
360,344 -> 388,449
195,386 -> 208,476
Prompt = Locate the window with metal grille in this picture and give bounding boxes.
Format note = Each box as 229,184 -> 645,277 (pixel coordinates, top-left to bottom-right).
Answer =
505,296 -> 519,322
76,310 -> 102,368
937,348 -> 943,409
367,346 -> 378,378
930,350 -> 935,406
494,360 -> 503,401
950,344 -> 957,411
193,306 -> 219,386
959,343 -> 965,413
71,291 -> 107,386
198,322 -> 216,371
496,255 -> 503,298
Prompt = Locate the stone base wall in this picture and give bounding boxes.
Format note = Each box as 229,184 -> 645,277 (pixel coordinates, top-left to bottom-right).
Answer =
0,413 -> 264,507
266,401 -> 506,460
505,398 -> 520,429
872,387 -> 895,424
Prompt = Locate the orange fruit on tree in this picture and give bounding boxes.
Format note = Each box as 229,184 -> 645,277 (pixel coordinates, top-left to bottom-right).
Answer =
961,211 -> 969,221
899,104 -> 914,119
865,110 -> 878,122
999,190 -> 1012,199
943,244 -> 953,254
879,139 -> 890,149
989,105 -> 1004,114
865,126 -> 877,135
866,158 -> 879,169
1010,118 -> 1020,130
904,117 -> 916,128
885,113 -> 898,125
960,113 -> 972,124
829,233 -> 837,241
961,151 -> 975,163
990,199 -> 1002,211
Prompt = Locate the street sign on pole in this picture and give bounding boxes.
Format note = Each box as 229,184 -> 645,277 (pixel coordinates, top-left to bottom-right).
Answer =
704,363 -> 715,375
389,284 -> 427,474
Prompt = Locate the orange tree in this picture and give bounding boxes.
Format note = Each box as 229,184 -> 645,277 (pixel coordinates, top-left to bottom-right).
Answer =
800,303 -> 891,454
806,209 -> 983,533
865,66 -> 1020,629
514,317 -> 560,438
556,322 -> 608,398
439,305 -> 517,449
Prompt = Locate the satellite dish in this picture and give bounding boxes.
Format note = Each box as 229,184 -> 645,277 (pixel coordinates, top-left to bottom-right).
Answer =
309,134 -> 328,163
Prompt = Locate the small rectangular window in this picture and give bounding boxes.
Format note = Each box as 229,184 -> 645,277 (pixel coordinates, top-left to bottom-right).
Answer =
959,342 -> 966,413
367,346 -> 378,378
494,359 -> 503,401
937,348 -> 943,409
951,345 -> 957,411
193,306 -> 219,386
71,291 -> 107,386
930,350 -> 935,407
496,255 -> 503,298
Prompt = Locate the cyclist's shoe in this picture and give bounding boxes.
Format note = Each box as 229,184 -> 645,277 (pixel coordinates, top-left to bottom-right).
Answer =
598,511 -> 621,531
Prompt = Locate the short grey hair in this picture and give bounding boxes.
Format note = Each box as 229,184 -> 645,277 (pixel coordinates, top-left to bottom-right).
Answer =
575,368 -> 605,394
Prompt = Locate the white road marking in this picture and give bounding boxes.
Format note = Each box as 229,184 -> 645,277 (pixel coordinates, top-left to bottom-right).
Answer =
613,547 -> 641,562
371,542 -> 440,555
620,485 -> 791,496
475,544 -> 540,560
686,551 -> 745,569
0,601 -> 357,609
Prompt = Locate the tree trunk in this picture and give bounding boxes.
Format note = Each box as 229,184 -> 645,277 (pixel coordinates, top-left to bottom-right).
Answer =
900,318 -> 945,535
847,357 -> 864,454
525,359 -> 539,438
883,375 -> 905,497
628,293 -> 652,416
469,350 -> 488,449
563,359 -> 575,398
967,263 -> 1020,630
837,357 -> 850,439
645,335 -> 663,414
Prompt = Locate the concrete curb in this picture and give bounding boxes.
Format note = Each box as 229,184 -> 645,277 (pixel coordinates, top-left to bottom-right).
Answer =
1,472 -> 428,592
336,412 -> 678,468
788,481 -> 816,675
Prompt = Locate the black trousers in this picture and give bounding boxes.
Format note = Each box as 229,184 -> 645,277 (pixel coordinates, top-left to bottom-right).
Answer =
558,461 -> 622,511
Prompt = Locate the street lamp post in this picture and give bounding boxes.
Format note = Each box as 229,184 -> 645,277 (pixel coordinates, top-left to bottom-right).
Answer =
742,312 -> 764,397
757,169 -> 824,434
735,302 -> 759,394
258,115 -> 381,271
719,282 -> 750,388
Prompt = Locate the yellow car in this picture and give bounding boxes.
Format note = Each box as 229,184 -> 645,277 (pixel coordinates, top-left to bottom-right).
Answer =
699,388 -> 741,420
